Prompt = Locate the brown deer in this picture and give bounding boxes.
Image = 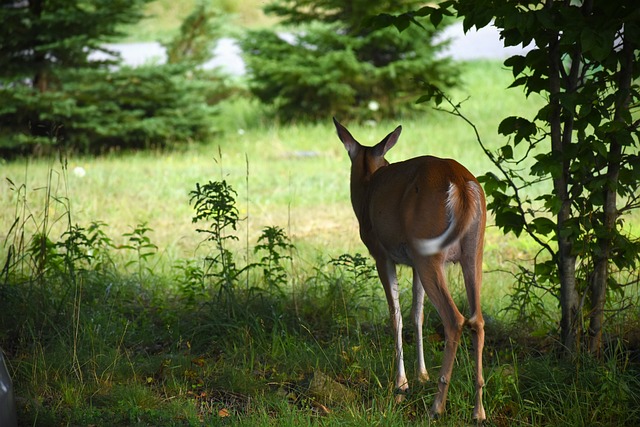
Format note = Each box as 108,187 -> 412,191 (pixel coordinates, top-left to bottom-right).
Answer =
333,118 -> 486,421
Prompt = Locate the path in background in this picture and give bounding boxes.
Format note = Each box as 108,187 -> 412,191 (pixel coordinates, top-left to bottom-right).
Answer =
93,22 -> 533,75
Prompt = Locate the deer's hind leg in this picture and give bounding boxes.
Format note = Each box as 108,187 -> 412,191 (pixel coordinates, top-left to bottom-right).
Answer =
416,255 -> 465,418
376,258 -> 408,400
460,223 -> 486,421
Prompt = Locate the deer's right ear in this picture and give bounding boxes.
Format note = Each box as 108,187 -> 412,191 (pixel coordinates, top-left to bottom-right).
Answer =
373,125 -> 402,157
333,117 -> 360,160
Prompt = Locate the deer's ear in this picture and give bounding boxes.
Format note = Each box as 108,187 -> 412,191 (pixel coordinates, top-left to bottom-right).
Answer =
333,117 -> 360,160
373,125 -> 402,157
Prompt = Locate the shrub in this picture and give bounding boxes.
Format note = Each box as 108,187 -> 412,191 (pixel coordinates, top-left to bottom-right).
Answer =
0,65 -> 234,155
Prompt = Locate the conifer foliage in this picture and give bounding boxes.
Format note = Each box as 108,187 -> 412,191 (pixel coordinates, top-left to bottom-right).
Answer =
241,0 -> 457,121
0,0 -> 148,91
0,0 -> 229,155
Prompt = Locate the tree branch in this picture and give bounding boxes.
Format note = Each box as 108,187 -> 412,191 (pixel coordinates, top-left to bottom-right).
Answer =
432,90 -> 555,257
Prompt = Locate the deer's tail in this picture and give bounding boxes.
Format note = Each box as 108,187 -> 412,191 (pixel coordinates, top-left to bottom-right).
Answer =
414,180 -> 483,255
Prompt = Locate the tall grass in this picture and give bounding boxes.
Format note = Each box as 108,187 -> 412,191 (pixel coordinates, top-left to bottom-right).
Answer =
2,61 -> 640,425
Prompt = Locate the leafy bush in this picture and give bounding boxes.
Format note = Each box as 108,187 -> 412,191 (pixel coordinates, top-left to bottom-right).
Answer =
241,0 -> 458,122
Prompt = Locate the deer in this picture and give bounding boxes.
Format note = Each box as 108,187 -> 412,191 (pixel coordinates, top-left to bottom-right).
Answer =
333,118 -> 487,421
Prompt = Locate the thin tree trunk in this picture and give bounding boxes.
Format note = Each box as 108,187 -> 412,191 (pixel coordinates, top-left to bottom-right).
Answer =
547,25 -> 580,354
29,0 -> 48,93
588,31 -> 634,355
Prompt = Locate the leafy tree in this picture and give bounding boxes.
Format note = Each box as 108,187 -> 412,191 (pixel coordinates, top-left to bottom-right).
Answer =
468,0 -> 639,356
373,0 -> 640,355
241,0 -> 458,121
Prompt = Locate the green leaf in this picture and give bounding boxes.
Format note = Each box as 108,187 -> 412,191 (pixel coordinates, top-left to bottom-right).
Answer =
580,27 -> 614,61
393,14 -> 412,32
498,116 -> 520,135
415,6 -> 436,17
495,210 -> 526,237
535,259 -> 556,279
430,9 -> 444,27
478,172 -> 507,195
537,194 -> 562,215
498,116 -> 536,145
500,145 -> 513,160
508,76 -> 528,89
532,152 -> 563,179
504,55 -> 527,77
363,14 -> 395,31
531,217 -> 556,236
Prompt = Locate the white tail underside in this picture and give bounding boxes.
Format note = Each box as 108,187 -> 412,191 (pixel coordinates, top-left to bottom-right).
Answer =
414,181 -> 480,256
414,218 -> 457,255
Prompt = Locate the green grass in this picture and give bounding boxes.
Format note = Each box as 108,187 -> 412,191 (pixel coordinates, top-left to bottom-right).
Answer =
0,60 -> 541,263
2,60 -> 640,426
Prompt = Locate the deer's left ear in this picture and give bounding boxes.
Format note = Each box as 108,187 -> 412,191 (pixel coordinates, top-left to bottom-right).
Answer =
373,125 -> 402,157
333,117 -> 361,160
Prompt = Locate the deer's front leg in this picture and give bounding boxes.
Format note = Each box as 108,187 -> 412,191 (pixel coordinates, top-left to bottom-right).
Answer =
376,258 -> 407,400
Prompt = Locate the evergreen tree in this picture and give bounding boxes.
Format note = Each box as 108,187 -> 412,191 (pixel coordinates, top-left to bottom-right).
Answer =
0,0 -> 150,92
241,0 -> 457,121
0,0 -> 231,155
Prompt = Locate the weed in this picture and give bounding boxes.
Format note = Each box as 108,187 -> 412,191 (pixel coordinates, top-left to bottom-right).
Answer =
119,221 -> 158,278
190,179 -> 245,313
254,225 -> 294,294
328,253 -> 384,334
174,258 -> 206,305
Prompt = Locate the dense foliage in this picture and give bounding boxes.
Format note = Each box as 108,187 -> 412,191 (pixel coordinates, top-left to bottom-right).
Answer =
458,0 -> 640,355
0,0 -> 149,88
0,0 -> 233,156
1,65 -> 232,154
241,0 -> 458,122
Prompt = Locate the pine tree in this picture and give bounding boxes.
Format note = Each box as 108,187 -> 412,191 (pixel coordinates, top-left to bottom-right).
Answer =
0,0 -> 231,155
241,0 -> 457,121
0,0 -> 150,92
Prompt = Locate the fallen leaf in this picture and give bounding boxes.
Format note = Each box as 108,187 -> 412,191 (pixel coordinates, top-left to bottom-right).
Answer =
312,401 -> 331,416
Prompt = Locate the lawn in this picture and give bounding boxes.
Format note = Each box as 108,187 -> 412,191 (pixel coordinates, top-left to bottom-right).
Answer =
0,59 -> 540,264
2,10 -> 640,426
